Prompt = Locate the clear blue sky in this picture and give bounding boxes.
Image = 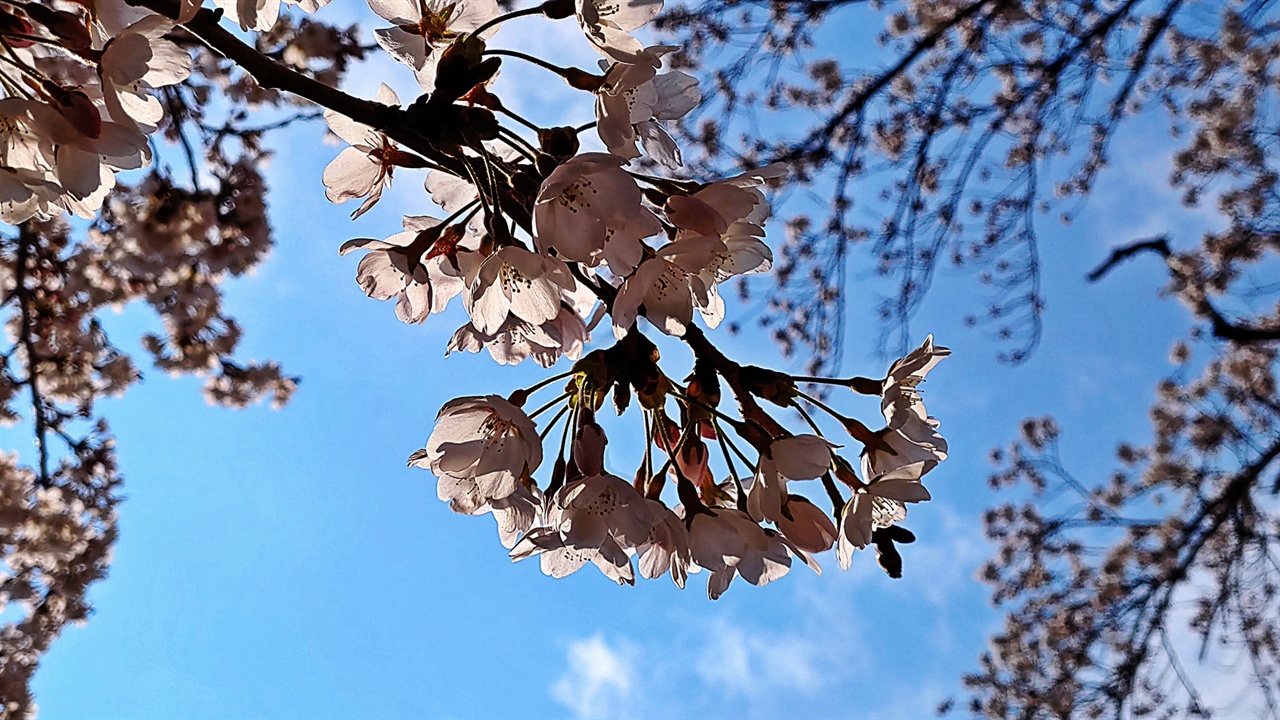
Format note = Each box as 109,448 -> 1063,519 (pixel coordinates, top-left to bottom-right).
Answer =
27,5 -> 1206,718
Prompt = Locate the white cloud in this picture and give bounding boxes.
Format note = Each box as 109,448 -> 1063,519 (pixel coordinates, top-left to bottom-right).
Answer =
696,621 -> 826,698
550,633 -> 637,719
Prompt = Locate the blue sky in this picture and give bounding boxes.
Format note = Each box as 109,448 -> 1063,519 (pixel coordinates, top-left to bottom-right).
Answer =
25,4 -> 1215,718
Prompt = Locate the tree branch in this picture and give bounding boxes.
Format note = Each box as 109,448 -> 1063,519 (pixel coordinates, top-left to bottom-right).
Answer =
1089,235 -> 1280,343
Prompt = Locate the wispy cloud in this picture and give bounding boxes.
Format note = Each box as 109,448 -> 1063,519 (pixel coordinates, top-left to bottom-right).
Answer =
697,620 -> 828,699
550,633 -> 637,719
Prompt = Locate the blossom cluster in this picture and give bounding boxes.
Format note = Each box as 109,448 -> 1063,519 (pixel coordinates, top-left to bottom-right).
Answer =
308,0 -> 953,597
0,1 -> 198,223
0,0 -> 949,618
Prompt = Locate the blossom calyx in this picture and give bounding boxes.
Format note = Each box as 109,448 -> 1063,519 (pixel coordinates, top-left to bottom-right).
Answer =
737,365 -> 797,407
537,126 -> 581,159
539,0 -> 577,19
841,416 -> 897,455
433,35 -> 500,101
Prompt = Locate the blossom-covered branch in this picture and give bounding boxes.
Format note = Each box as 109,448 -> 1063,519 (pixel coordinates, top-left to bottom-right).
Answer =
0,0 -> 955,713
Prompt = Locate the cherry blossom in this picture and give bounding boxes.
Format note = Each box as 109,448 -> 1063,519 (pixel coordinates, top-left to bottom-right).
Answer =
532,152 -> 660,275
688,507 -> 802,599
693,229 -> 773,328
575,0 -> 665,64
368,0 -> 501,90
412,454 -> 541,548
510,474 -> 654,584
423,395 -> 542,502
98,15 -> 193,132
611,235 -> 724,338
322,84 -> 407,219
861,413 -> 948,480
212,0 -> 331,32
746,434 -> 835,524
774,495 -> 838,554
595,47 -> 701,166
881,334 -> 950,427
636,498 -> 691,587
836,461 -> 934,570
447,302 -> 588,367
666,164 -> 787,238
465,246 -> 576,335
339,215 -> 477,324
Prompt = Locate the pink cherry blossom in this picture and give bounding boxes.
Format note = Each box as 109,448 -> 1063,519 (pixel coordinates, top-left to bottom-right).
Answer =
775,495 -> 838,554
666,163 -> 787,238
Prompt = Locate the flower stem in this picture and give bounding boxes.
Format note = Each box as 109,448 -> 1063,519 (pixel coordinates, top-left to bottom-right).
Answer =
499,108 -> 542,134
794,389 -> 847,423
712,418 -> 749,513
484,48 -> 575,78
789,375 -> 854,386
820,472 -> 846,521
495,129 -> 537,163
524,370 -> 573,397
529,391 -> 571,420
538,403 -> 571,440
794,402 -> 825,437
669,387 -> 742,430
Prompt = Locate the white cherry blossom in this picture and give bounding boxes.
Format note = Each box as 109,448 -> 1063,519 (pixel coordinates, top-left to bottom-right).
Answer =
636,498 -> 691,588
836,461 -> 934,569
47,115 -> 150,203
595,47 -> 701,167
746,434 -> 835,523
510,473 -> 653,584
611,235 -> 725,338
424,395 -> 542,501
369,0 -> 501,90
212,0 -> 331,32
694,227 -> 774,328
447,302 -> 588,368
532,152 -> 661,275
98,15 -> 193,132
688,507 -> 796,599
547,473 -> 654,549
322,84 -> 404,219
414,454 -> 541,548
882,334 -> 950,427
861,413 -> 948,480
510,526 -> 636,584
576,0 -> 665,64
466,246 -> 576,335
339,215 -> 477,324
